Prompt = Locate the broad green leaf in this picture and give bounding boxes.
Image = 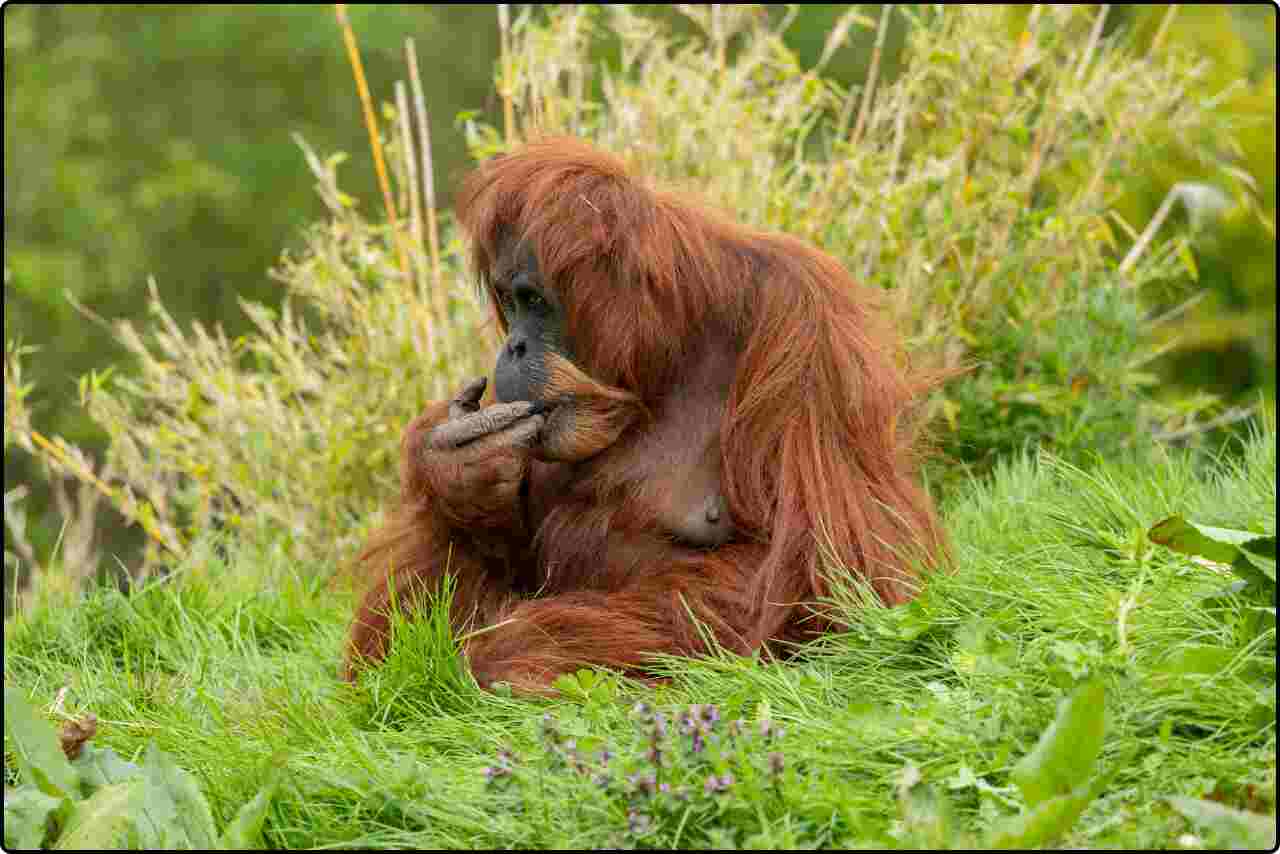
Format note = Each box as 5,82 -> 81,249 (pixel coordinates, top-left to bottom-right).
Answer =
56,768 -> 210,849
139,741 -> 218,849
3,687 -> 81,800
553,667 -> 617,703
1229,557 -> 1276,596
1167,796 -> 1277,850
54,781 -> 143,850
589,678 -> 616,703
1197,579 -> 1250,607
132,779 -> 191,848
1237,547 -> 1276,582
1234,536 -> 1275,597
1154,644 -> 1237,677
552,672 -> 583,698
988,783 -> 1095,848
1148,516 -> 1271,566
1241,534 -> 1277,560
1149,517 -> 1275,599
71,742 -> 144,794
1010,679 -> 1106,807
3,787 -> 70,849
898,780 -> 956,849
217,782 -> 278,849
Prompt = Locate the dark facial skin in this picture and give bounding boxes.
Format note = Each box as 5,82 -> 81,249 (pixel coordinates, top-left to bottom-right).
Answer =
491,244 -> 565,406
448,240 -> 732,549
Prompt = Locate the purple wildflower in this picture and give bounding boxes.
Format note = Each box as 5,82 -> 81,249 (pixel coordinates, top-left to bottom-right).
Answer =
540,712 -> 561,744
759,718 -> 785,741
629,770 -> 657,797
677,708 -> 694,734
704,771 -> 736,795
482,763 -> 511,784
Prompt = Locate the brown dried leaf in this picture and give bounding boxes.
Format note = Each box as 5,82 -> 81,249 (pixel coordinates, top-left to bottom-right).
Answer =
58,713 -> 98,761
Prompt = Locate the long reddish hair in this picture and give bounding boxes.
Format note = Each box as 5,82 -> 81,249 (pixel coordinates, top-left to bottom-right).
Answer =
457,137 -> 945,637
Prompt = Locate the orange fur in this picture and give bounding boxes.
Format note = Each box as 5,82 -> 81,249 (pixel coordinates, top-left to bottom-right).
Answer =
344,137 -> 946,691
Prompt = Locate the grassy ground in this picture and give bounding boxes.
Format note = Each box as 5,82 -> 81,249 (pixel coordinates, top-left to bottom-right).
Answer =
4,424 -> 1275,849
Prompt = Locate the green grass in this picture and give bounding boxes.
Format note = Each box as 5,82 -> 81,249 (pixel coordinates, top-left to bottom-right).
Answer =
4,424 -> 1274,849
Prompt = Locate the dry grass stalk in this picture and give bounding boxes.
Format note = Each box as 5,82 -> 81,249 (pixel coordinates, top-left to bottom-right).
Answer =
1150,4 -> 1179,54
335,3 -> 411,279
498,4 -> 515,145
394,81 -> 422,279
1075,4 -> 1110,83
28,430 -> 181,559
405,39 -> 446,321
850,3 -> 893,147
394,79 -> 433,362
1119,185 -> 1180,279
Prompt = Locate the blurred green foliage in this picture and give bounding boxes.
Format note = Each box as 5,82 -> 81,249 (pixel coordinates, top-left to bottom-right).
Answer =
3,4 -> 1275,585
4,5 -> 500,560
1116,6 -> 1276,405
